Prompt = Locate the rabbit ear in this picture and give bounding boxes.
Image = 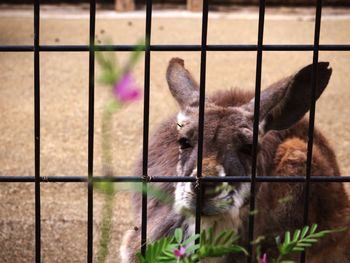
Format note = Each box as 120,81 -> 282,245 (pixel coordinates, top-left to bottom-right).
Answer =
166,58 -> 199,110
243,62 -> 332,132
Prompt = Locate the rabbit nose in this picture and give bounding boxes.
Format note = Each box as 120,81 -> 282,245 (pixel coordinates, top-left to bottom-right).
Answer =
189,157 -> 226,196
189,181 -> 224,198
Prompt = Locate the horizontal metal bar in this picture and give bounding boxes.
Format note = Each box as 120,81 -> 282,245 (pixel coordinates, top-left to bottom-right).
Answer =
1,44 -> 350,52
318,44 -> 350,51
1,175 -> 350,183
42,45 -> 89,52
0,45 -> 34,52
150,44 -> 201,51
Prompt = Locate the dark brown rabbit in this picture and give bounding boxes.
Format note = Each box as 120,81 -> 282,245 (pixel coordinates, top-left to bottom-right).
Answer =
120,58 -> 350,263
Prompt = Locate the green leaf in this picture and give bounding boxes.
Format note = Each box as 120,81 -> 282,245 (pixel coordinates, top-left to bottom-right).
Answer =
122,39 -> 145,72
276,223 -> 347,262
183,234 -> 200,247
309,232 -> 329,239
278,195 -> 293,204
95,49 -> 118,74
93,181 -> 115,195
310,224 -> 318,234
284,231 -> 291,246
141,227 -> 249,263
248,209 -> 259,216
188,253 -> 199,262
129,40 -> 145,67
221,231 -> 235,246
115,183 -> 174,206
200,245 -> 247,258
300,238 -> 318,243
213,231 -> 227,245
197,228 -> 247,259
250,235 -> 265,245
174,228 -> 183,244
200,229 -> 206,247
98,69 -> 119,86
185,244 -> 200,255
147,184 -> 174,205
296,242 -> 314,247
207,227 -> 214,245
301,226 -> 310,239
292,230 -> 300,242
139,236 -> 177,263
136,252 -> 145,263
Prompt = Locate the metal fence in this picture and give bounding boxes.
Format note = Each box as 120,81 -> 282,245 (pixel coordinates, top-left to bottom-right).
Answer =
1,0 -> 350,262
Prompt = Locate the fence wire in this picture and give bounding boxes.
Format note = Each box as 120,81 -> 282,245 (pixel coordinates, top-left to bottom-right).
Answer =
1,0 -> 350,262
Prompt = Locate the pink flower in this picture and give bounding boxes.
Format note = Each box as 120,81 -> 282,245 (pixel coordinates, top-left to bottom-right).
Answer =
174,246 -> 186,258
113,72 -> 141,102
260,253 -> 267,263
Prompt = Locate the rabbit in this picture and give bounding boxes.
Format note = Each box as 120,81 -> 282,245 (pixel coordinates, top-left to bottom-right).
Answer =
120,58 -> 350,263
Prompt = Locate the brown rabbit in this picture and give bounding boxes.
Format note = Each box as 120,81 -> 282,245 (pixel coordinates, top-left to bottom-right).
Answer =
120,58 -> 350,263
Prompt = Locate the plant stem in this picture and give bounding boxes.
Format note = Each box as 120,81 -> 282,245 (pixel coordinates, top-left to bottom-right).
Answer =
97,193 -> 115,263
102,107 -> 112,169
98,99 -> 120,263
101,100 -> 120,174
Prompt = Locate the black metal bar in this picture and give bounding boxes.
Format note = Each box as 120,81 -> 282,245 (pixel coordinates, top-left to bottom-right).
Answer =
301,0 -> 323,262
247,1 -> 265,262
0,2 -> 348,262
87,1 -> 96,262
1,44 -> 350,53
1,175 -> 350,183
194,0 -> 209,237
318,44 -> 350,51
2,175 -> 350,183
41,45 -> 90,52
34,0 -> 41,262
140,0 -> 153,256
0,45 -> 34,52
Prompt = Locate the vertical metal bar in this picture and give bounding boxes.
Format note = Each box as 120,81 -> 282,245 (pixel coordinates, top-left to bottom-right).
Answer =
34,0 -> 41,262
301,0 -> 323,262
87,0 -> 96,262
246,1 -> 265,262
140,0 -> 152,256
194,0 -> 209,236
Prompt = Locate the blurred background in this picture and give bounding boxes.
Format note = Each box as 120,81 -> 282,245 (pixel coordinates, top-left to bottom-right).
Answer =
2,0 -> 350,11
0,1 -> 349,262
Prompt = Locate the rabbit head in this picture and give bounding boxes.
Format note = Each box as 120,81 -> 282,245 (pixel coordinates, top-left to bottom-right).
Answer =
167,58 -> 332,217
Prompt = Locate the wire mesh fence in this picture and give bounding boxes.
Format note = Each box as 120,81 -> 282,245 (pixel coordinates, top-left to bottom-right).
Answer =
1,0 -> 350,262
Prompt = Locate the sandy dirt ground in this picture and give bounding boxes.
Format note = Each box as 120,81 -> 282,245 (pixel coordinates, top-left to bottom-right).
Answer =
0,5 -> 350,263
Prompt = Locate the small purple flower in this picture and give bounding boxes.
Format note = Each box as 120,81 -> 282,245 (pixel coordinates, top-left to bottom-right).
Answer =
113,72 -> 141,102
174,246 -> 186,258
260,253 -> 267,263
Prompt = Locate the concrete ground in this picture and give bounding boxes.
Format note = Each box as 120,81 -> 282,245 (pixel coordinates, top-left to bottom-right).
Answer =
0,5 -> 350,263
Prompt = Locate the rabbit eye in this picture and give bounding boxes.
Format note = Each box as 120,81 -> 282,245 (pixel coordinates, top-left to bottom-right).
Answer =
178,137 -> 192,149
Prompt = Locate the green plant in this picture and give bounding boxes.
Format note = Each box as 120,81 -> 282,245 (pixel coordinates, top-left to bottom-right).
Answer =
136,227 -> 247,263
274,224 -> 346,263
136,223 -> 346,263
94,39 -> 144,263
